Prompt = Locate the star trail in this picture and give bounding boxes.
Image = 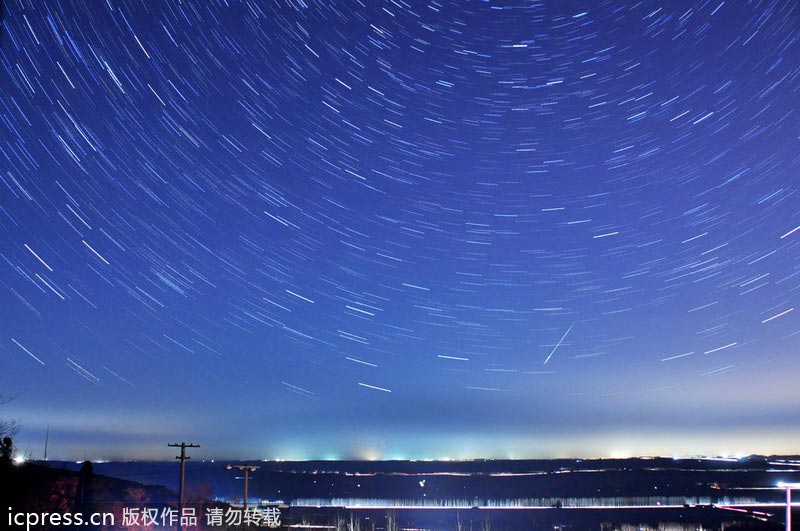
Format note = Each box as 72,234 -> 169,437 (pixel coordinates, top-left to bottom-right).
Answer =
1,0 -> 798,460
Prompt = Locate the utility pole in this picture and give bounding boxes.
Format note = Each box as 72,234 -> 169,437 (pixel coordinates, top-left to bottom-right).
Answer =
169,441 -> 200,528
227,464 -> 260,513
779,482 -> 800,531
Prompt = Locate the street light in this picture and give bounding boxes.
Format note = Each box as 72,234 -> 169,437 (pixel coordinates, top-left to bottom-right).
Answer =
778,482 -> 800,531
227,464 -> 260,513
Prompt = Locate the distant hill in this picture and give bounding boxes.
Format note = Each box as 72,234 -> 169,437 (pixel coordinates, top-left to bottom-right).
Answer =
2,461 -> 176,517
1,460 -> 228,529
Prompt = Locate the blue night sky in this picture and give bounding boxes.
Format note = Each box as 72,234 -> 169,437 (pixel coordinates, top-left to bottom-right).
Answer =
1,0 -> 799,461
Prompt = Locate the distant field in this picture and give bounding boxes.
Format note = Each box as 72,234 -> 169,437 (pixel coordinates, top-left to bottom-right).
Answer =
40,455 -> 799,529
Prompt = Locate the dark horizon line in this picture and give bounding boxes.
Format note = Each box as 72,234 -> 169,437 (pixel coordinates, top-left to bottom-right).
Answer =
27,453 -> 800,464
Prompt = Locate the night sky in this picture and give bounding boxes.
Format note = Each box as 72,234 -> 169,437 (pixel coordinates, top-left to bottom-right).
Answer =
1,0 -> 799,461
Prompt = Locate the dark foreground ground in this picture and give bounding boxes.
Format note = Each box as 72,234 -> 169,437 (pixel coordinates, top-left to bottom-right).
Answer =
2,455 -> 798,530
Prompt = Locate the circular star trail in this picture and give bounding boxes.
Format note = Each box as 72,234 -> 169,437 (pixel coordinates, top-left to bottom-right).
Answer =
1,0 -> 798,459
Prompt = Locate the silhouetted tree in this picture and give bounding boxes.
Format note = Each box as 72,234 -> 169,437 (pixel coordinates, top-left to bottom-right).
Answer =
0,436 -> 12,465
0,394 -> 19,441
125,486 -> 150,505
77,461 -> 94,494
75,461 -> 101,530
